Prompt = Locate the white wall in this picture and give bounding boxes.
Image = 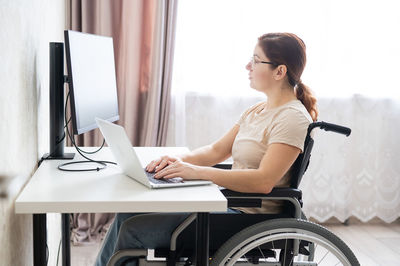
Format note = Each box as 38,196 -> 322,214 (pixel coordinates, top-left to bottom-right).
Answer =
0,0 -> 65,265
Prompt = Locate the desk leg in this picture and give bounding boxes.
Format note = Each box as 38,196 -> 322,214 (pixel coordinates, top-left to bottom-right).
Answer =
33,214 -> 47,266
62,214 -> 71,266
196,212 -> 210,266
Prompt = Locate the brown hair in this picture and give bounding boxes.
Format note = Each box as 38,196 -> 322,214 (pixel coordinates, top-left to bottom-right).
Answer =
258,33 -> 318,121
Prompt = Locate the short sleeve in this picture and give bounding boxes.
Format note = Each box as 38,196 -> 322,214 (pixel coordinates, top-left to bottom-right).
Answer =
236,110 -> 247,126
267,109 -> 311,153
236,102 -> 266,126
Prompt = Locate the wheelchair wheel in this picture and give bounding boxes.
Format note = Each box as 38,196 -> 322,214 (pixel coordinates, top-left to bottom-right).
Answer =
211,218 -> 359,266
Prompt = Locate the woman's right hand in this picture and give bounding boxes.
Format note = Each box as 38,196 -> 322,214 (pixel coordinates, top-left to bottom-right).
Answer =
145,155 -> 182,173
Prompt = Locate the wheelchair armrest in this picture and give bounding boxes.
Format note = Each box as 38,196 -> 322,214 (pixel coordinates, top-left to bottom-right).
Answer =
212,164 -> 302,207
221,187 -> 302,208
213,163 -> 233,170
221,187 -> 302,198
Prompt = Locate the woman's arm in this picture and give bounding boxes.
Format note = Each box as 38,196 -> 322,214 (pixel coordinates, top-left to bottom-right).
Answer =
146,125 -> 239,172
155,143 -> 301,194
180,124 -> 239,166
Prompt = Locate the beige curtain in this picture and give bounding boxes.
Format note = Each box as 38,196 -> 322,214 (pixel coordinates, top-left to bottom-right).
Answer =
66,0 -> 178,244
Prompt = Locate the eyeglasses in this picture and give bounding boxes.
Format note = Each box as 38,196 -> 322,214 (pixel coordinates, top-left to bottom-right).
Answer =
249,56 -> 277,69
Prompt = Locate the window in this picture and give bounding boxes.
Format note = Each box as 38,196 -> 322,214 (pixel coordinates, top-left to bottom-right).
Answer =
172,0 -> 400,98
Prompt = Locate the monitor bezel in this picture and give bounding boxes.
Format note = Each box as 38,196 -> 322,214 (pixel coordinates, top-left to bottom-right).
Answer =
64,30 -> 119,135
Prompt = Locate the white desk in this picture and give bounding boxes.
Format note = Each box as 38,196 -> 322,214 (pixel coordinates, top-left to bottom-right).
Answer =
15,147 -> 227,266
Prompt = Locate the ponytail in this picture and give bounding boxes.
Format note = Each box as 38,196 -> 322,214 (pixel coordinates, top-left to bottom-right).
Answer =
295,80 -> 318,122
257,32 -> 318,121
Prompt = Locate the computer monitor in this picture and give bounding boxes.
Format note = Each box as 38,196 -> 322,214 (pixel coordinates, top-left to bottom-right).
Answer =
64,30 -> 119,135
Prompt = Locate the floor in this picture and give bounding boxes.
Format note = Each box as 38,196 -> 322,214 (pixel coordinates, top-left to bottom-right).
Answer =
70,242 -> 102,266
68,217 -> 400,266
323,218 -> 400,266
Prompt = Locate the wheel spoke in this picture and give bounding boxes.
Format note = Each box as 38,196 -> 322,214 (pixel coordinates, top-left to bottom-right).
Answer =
271,239 -> 276,261
318,249 -> 330,264
257,246 -> 267,261
289,255 -> 294,266
309,243 -> 317,261
283,237 -> 288,265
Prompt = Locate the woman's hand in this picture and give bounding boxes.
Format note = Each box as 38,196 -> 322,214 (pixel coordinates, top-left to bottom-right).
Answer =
153,161 -> 203,180
145,155 -> 182,173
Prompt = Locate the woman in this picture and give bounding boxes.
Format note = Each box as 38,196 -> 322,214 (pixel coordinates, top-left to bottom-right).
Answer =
95,32 -> 318,266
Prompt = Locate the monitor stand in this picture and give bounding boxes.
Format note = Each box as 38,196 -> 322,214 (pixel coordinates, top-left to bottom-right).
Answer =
42,42 -> 75,161
42,152 -> 75,160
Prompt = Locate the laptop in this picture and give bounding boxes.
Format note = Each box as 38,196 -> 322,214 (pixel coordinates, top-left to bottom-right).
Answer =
95,118 -> 212,188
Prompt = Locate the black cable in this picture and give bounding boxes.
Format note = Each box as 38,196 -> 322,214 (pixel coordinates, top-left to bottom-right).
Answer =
38,117 -> 73,167
64,93 -> 115,164
58,160 -> 107,172
75,138 -> 105,154
54,117 -> 71,145
57,91 -> 116,172
63,91 -> 105,155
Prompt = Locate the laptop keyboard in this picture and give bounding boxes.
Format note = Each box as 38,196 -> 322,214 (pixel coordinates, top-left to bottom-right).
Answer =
144,169 -> 184,184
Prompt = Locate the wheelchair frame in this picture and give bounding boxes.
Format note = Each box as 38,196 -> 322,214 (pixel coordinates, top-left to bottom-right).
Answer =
107,121 -> 356,266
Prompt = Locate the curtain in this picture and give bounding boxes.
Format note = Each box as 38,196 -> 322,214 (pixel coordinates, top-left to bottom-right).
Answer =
166,94 -> 400,223
300,96 -> 400,223
67,0 -> 178,244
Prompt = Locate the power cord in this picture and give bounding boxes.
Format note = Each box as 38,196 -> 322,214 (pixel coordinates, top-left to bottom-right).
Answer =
57,91 -> 116,172
38,117 -> 72,167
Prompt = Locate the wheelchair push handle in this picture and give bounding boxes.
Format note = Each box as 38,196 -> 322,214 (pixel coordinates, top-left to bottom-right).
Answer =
308,121 -> 351,137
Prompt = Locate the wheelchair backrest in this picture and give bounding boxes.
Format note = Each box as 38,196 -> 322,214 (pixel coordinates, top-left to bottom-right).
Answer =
290,134 -> 314,189
289,121 -> 351,189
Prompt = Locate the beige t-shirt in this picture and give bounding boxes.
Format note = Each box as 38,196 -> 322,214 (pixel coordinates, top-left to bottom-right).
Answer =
232,99 -> 312,214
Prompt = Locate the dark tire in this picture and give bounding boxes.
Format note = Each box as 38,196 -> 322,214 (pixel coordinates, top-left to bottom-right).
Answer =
211,218 -> 359,266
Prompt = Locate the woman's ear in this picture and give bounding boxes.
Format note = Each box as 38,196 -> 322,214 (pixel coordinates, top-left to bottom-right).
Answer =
274,65 -> 287,81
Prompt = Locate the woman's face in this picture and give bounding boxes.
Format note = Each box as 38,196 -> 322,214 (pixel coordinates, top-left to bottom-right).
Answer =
246,44 -> 276,92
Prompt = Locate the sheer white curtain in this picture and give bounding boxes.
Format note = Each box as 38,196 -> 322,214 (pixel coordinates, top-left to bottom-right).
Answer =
166,0 -> 400,222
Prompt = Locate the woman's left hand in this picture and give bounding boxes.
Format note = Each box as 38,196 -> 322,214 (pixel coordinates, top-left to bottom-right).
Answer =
154,161 -> 203,180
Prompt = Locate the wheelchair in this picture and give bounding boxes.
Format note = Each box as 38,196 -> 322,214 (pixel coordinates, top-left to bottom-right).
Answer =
107,121 -> 360,266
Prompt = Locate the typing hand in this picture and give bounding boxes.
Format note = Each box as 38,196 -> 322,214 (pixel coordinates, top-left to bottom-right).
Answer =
154,161 -> 202,180
145,155 -> 182,173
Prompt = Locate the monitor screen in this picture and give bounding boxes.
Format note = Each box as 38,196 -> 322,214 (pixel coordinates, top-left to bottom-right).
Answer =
64,30 -> 119,135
